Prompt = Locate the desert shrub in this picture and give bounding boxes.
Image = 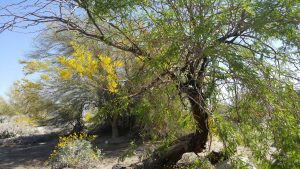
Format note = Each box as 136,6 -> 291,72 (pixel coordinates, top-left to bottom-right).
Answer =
0,130 -> 16,139
118,141 -> 137,162
188,159 -> 212,169
230,158 -> 253,169
48,132 -> 102,169
15,116 -> 38,127
0,116 -> 37,137
0,117 -> 6,123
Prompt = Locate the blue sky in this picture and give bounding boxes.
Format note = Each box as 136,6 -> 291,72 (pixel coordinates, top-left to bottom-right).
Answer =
0,0 -> 40,99
0,30 -> 37,99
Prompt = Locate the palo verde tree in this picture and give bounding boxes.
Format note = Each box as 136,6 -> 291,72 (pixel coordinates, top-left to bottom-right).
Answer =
6,79 -> 55,119
0,96 -> 11,116
1,0 -> 299,168
21,35 -> 125,135
26,30 -> 108,130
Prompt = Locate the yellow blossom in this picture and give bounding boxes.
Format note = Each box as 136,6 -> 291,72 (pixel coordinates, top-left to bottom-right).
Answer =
40,74 -> 50,81
58,69 -> 72,80
56,42 -> 123,93
20,59 -> 50,74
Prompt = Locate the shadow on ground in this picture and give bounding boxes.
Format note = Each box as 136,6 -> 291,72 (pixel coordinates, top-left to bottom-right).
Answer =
0,133 -> 135,169
0,133 -> 58,169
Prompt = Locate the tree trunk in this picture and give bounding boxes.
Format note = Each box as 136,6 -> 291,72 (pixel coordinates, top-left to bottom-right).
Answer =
111,114 -> 119,139
71,116 -> 85,134
141,88 -> 209,169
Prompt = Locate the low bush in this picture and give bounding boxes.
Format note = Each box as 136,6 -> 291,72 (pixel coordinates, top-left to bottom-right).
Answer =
0,130 -> 16,139
15,116 -> 38,127
48,132 -> 102,169
0,117 -> 5,123
0,116 -> 37,138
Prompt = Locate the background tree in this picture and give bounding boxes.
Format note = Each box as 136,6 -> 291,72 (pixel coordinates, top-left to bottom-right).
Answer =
7,79 -> 54,120
21,28 -> 139,137
0,96 -> 11,115
21,37 -> 120,134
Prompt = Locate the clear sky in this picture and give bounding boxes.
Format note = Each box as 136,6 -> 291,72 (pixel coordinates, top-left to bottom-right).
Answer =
0,30 -> 37,99
0,0 -> 40,99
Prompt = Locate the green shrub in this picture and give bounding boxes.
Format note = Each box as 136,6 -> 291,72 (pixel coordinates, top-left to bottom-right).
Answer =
0,130 -> 16,139
48,132 -> 102,169
0,117 -> 5,123
188,159 -> 212,169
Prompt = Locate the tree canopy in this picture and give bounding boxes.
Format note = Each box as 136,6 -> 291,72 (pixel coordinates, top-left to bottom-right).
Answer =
0,0 -> 299,168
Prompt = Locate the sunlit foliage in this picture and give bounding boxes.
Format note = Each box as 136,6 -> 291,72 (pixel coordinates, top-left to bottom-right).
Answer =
48,132 -> 101,169
7,79 -> 53,119
0,96 -> 11,115
56,42 -> 123,93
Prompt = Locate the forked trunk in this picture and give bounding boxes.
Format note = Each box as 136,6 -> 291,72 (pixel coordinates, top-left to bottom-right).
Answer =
71,116 -> 85,134
142,88 -> 209,169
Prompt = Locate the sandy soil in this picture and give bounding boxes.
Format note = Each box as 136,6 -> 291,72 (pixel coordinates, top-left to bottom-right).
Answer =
0,134 -> 257,169
0,135 -> 56,169
0,116 -> 256,169
0,133 -> 142,169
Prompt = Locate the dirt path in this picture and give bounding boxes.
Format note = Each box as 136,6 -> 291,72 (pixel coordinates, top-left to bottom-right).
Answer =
0,134 -> 141,169
0,134 -> 57,169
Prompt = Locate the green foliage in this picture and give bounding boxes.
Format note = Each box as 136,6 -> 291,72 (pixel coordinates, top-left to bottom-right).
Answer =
213,84 -> 300,168
130,84 -> 195,139
214,112 -> 242,156
0,130 -> 16,139
7,80 -> 54,119
229,158 -> 252,169
188,159 -> 212,169
0,117 -> 4,123
96,94 -> 129,119
79,0 -> 142,15
0,97 -> 11,115
118,141 -> 137,162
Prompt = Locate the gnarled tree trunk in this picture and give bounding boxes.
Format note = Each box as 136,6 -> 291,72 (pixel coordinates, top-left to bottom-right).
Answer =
140,54 -> 210,168
142,87 -> 209,169
71,116 -> 85,134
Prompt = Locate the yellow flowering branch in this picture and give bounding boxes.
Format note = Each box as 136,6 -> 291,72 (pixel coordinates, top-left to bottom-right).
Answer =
56,42 -> 123,93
